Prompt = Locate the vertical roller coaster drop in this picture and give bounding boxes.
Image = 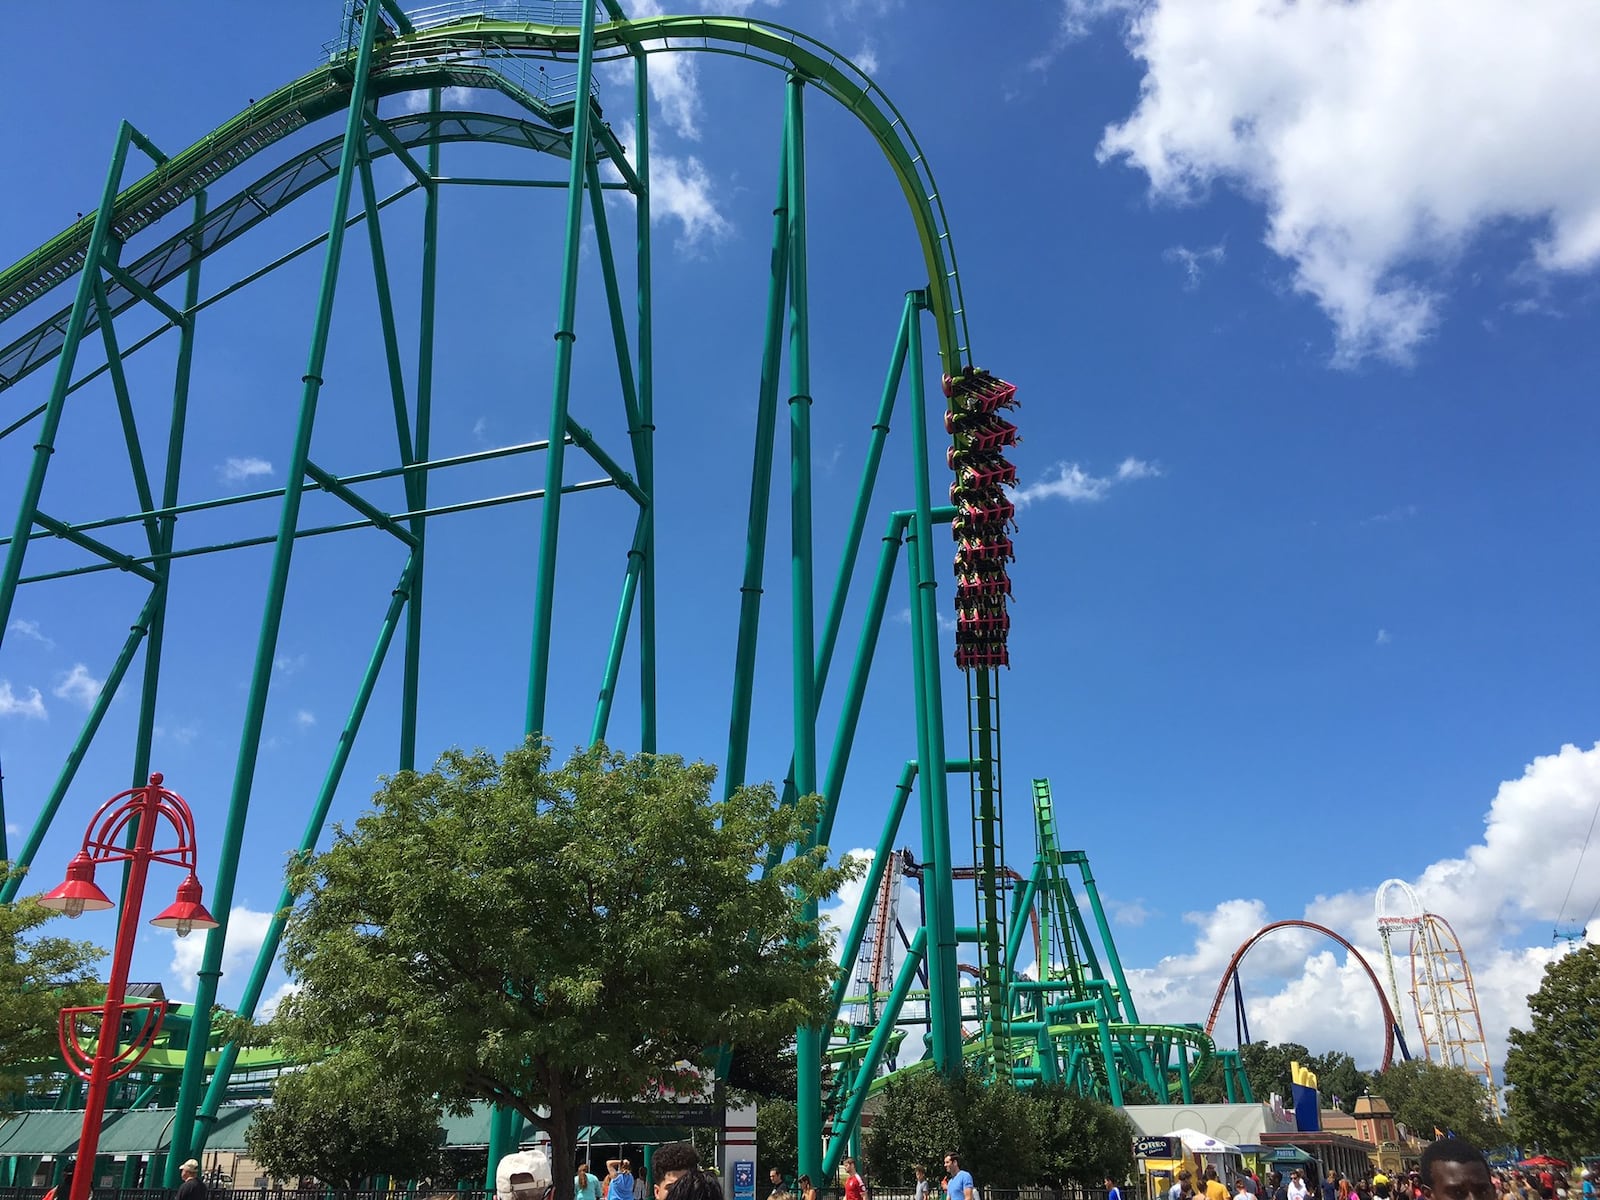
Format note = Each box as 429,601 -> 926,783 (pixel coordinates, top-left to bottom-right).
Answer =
0,2 -> 1221,1184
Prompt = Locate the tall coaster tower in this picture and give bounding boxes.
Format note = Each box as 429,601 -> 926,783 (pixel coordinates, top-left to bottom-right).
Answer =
0,0 -> 1021,1183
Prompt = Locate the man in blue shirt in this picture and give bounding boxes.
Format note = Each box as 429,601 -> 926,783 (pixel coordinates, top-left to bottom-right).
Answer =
943,1155 -> 973,1200
1107,1178 -> 1124,1200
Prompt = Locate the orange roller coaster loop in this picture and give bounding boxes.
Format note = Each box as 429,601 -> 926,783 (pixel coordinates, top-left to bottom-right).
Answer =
1205,919 -> 1399,1070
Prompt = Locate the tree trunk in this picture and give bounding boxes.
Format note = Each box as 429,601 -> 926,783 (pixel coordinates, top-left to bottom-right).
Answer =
545,1090 -> 580,1200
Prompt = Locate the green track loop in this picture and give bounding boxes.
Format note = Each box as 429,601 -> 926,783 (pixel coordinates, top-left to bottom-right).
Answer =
0,15 -> 971,379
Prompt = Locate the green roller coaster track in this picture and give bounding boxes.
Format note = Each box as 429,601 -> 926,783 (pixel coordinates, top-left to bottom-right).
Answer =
0,3 -> 1235,1190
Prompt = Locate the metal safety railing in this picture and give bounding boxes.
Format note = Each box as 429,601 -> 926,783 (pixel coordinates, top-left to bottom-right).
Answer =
406,1 -> 597,29
381,37 -> 602,112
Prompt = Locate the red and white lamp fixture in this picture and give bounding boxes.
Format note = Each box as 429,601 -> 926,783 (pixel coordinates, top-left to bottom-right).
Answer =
37,773 -> 218,1200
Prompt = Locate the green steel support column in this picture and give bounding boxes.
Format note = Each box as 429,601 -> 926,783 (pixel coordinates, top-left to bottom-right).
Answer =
1076,858 -> 1140,1022
635,53 -> 657,752
810,311 -> 916,843
0,122 -> 132,640
762,318 -> 922,871
525,0 -> 599,740
1004,866 -> 1042,977
199,556 -> 418,1124
354,119 -> 418,479
971,668 -> 1008,1068
165,0 -> 387,1176
785,76 -> 823,1186
905,298 -> 962,1074
827,755 -> 915,1027
1095,1005 -> 1125,1106
128,190 -> 206,809
1177,1043 -> 1194,1103
903,529 -> 951,1068
503,3 -> 601,1176
400,88 -> 442,773
0,590 -> 161,904
822,929 -> 926,1175
723,139 -> 789,796
582,158 -> 642,447
90,278 -> 161,556
815,302 -> 911,697
591,508 -> 650,744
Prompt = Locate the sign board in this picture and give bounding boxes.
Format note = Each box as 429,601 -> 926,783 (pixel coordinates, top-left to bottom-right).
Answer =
1135,1138 -> 1176,1159
733,1162 -> 756,1200
581,1100 -> 723,1128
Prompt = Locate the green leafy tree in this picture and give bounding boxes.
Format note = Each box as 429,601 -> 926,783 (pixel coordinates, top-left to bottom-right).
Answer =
1193,1041 -> 1372,1108
1504,942 -> 1600,1157
1307,1051 -> 1373,1112
1029,1084 -> 1137,1187
863,1072 -> 963,1183
245,1060 -> 444,1189
1372,1059 -> 1499,1148
864,1073 -> 1133,1188
0,877 -> 105,1103
755,1098 -> 797,1185
1241,1042 -> 1313,1103
276,742 -> 854,1200
730,1044 -> 798,1102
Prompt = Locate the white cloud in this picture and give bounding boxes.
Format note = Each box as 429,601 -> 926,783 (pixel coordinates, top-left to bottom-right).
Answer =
5,822 -> 18,836
623,0 -> 704,140
602,122 -> 732,251
1363,503 -> 1419,526
272,652 -> 307,676
1376,628 -> 1392,645
1126,743 -> 1600,1073
220,456 -> 273,482
295,709 -> 316,729
1116,456 -> 1161,481
52,664 -> 102,709
398,86 -> 472,115
892,606 -> 956,637
260,978 -> 301,1021
1074,0 -> 1600,364
1110,899 -> 1155,927
0,681 -> 47,719
651,152 -> 733,250
155,720 -> 200,746
6,619 -> 54,649
1014,457 -> 1161,507
1165,242 -> 1225,289
169,904 -> 276,997
855,44 -> 881,75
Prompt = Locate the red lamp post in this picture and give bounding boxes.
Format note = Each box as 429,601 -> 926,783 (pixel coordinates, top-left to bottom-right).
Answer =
38,773 -> 218,1200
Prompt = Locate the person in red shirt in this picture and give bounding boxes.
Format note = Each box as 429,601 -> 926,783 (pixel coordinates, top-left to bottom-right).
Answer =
843,1159 -> 868,1200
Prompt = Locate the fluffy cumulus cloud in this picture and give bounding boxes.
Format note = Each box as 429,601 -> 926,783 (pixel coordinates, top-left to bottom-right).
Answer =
219,456 -> 273,482
1126,742 -> 1600,1073
621,0 -> 704,141
1065,0 -> 1600,364
168,904 -> 277,999
53,663 -> 103,709
6,618 -> 54,648
1014,456 -> 1161,507
602,121 -> 732,251
0,680 -> 47,719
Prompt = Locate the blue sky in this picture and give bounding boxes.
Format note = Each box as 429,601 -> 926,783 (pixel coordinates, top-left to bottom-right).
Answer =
1,0 -> 1598,1076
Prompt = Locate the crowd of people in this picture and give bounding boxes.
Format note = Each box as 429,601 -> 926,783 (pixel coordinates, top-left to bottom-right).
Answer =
753,1133 -> 1584,1200
1159,1141 -> 1549,1200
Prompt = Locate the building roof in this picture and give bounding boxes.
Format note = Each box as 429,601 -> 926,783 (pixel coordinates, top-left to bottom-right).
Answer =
1353,1095 -> 1394,1117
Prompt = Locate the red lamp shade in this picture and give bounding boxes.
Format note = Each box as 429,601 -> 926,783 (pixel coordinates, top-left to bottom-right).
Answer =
38,852 -> 114,918
149,873 -> 219,937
